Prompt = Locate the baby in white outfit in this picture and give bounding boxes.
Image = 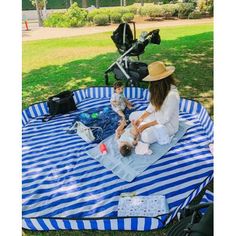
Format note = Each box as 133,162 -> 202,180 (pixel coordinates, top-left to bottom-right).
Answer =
116,120 -> 140,157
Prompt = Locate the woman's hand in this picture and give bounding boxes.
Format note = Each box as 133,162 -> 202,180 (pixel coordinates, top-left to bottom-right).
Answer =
138,124 -> 147,133
138,120 -> 158,133
134,118 -> 142,127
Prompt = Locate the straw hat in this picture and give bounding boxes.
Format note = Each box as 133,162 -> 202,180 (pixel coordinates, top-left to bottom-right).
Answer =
143,61 -> 175,81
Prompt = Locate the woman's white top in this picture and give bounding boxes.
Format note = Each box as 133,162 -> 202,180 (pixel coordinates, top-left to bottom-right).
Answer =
145,85 -> 180,136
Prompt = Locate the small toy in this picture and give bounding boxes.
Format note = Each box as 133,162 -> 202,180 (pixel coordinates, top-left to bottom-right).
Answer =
91,112 -> 99,119
103,107 -> 110,113
100,143 -> 108,155
80,113 -> 90,119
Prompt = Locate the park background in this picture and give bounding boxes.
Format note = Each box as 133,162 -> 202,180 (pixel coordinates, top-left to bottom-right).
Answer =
1,1 -> 235,236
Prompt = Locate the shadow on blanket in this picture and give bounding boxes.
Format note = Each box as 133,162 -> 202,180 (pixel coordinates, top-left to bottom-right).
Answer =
87,121 -> 193,182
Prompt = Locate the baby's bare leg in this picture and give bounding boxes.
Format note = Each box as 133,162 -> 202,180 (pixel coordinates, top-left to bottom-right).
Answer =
117,110 -> 125,120
115,119 -> 126,139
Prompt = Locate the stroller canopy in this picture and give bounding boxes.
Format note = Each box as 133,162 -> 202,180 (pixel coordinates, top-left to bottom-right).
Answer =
111,23 -> 135,53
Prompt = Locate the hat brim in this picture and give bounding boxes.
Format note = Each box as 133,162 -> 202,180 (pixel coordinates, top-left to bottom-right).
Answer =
142,66 -> 175,82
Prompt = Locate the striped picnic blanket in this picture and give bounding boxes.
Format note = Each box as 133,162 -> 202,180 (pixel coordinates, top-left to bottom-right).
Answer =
22,87 -> 213,231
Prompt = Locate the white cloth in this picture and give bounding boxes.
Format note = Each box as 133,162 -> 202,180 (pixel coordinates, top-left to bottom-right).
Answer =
129,85 -> 180,144
135,141 -> 153,155
110,93 -> 126,113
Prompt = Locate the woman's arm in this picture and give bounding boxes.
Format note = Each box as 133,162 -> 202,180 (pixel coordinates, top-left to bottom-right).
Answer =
138,120 -> 158,133
135,111 -> 151,126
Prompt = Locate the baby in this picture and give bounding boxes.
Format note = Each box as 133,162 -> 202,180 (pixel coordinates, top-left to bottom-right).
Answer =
110,81 -> 133,121
116,120 -> 140,157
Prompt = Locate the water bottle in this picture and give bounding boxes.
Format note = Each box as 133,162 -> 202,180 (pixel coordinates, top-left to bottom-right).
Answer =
100,143 -> 107,155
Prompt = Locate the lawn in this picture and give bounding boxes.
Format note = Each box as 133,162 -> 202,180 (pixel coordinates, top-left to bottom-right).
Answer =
22,22 -> 213,236
22,23 -> 213,114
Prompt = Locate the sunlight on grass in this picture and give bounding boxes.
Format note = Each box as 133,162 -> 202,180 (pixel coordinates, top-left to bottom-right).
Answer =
64,77 -> 95,90
22,23 -> 213,116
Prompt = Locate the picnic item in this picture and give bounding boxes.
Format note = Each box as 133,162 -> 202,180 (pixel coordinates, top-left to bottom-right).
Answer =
100,143 -> 108,155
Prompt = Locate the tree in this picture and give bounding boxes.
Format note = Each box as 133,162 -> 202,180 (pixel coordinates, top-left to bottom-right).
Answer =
82,0 -> 88,8
96,0 -> 100,8
120,0 -> 127,6
70,0 -> 73,6
31,0 -> 47,26
141,0 -> 144,6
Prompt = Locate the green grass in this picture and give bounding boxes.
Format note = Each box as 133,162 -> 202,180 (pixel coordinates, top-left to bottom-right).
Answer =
22,23 -> 213,114
22,22 -> 213,236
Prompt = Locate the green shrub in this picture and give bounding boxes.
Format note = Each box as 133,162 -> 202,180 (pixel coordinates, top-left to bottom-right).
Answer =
44,3 -> 88,27
149,5 -> 164,19
139,5 -> 153,16
177,3 -> 195,18
206,4 -> 213,16
162,4 -> 177,18
111,7 -> 130,15
122,13 -> 134,22
87,9 -> 100,22
93,14 -> 109,26
139,4 -> 166,19
43,12 -> 70,27
65,2 -> 88,27
126,5 -> 139,15
197,0 -> 208,12
110,12 -> 122,23
188,10 -> 202,19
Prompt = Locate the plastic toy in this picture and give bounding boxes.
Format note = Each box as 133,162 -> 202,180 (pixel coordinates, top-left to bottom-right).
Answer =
91,112 -> 99,119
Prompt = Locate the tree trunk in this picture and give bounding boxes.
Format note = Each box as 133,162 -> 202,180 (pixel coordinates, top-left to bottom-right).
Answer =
82,0 -> 88,8
120,0 -> 123,7
43,0 -> 47,19
123,0 -> 126,7
141,0 -> 144,6
35,0 -> 43,26
70,0 -> 73,6
95,0 -> 100,8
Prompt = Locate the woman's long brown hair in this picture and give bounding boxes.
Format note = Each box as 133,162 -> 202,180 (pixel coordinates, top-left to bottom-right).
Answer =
149,75 -> 177,110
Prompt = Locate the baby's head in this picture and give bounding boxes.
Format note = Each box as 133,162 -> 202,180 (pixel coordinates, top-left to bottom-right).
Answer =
120,144 -> 132,157
113,81 -> 124,94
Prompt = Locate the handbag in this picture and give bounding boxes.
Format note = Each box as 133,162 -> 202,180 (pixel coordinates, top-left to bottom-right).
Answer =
43,91 -> 76,122
67,121 -> 103,143
76,121 -> 95,143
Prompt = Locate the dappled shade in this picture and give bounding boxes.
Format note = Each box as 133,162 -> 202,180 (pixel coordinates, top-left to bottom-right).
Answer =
22,31 -> 213,115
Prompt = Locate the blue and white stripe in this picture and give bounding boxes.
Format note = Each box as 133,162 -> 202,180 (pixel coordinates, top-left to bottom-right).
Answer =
22,87 -> 213,231
200,190 -> 213,205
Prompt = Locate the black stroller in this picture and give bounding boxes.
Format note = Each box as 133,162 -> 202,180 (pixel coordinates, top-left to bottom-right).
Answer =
104,22 -> 161,87
167,203 -> 213,236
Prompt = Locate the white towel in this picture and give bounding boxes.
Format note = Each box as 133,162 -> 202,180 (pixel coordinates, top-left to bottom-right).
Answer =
135,141 -> 153,155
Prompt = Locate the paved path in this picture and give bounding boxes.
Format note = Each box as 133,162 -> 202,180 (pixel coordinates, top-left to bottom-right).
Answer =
22,18 -> 213,41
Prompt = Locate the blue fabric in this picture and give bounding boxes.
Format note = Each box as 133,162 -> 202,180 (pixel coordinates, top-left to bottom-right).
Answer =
199,190 -> 213,215
87,121 -> 192,182
22,87 -> 214,231
70,107 -> 135,143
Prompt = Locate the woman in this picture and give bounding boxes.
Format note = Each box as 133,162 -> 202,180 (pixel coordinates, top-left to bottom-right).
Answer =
129,61 -> 180,145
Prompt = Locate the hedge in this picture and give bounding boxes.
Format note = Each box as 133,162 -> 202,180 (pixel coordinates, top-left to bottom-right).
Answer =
23,0 -> 162,10
93,14 -> 109,25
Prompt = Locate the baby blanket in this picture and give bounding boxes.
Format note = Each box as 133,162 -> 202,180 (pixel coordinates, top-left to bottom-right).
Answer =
87,121 -> 192,182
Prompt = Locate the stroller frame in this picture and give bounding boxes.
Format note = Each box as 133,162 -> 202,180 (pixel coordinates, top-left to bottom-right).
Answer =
104,22 -> 161,87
